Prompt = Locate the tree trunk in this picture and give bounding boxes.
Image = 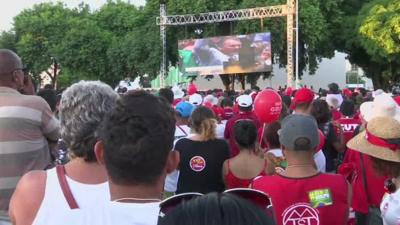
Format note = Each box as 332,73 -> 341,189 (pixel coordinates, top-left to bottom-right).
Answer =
239,75 -> 245,90
219,74 -> 232,91
371,72 -> 383,90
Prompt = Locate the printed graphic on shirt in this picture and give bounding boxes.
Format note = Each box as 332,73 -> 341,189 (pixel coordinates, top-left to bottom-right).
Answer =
340,123 -> 359,132
308,189 -> 333,208
189,156 -> 206,172
282,203 -> 320,225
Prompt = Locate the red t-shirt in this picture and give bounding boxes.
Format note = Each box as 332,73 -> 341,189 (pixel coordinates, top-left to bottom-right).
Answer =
172,98 -> 182,106
337,117 -> 361,143
224,111 -> 261,157
332,109 -> 342,121
224,159 -> 267,189
341,149 -> 387,213
222,108 -> 234,120
252,173 -> 349,225
212,105 -> 224,120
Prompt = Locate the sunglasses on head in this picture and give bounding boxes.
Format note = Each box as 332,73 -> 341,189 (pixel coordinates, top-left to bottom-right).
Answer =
159,188 -> 271,217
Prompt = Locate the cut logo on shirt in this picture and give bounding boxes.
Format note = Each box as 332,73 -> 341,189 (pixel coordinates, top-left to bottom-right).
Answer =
189,156 -> 206,172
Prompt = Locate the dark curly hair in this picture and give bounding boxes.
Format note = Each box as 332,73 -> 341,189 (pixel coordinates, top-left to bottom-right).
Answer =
159,88 -> 174,104
233,120 -> 257,150
311,99 -> 332,124
100,91 -> 176,185
158,193 -> 274,225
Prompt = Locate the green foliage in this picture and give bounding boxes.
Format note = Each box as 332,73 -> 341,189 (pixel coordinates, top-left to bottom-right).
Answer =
0,0 -> 397,89
0,31 -> 17,52
359,0 -> 400,60
58,18 -> 114,82
337,0 -> 400,89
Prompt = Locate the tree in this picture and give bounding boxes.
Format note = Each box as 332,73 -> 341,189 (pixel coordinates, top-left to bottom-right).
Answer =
336,0 -> 399,89
0,31 -> 17,52
10,2 -> 90,86
4,0 -> 397,90
55,18 -> 114,84
358,0 -> 400,88
136,0 -> 344,90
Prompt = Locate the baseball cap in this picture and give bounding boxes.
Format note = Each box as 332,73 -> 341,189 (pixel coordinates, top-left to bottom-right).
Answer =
204,94 -> 218,106
279,114 -> 319,151
290,88 -> 314,109
175,101 -> 194,118
189,93 -> 203,106
236,95 -> 253,107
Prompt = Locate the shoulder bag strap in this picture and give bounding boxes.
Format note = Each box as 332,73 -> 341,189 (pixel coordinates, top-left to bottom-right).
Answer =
360,153 -> 371,204
56,165 -> 79,209
177,125 -> 188,136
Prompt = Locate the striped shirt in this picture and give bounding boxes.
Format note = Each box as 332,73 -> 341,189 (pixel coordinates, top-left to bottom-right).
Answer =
0,87 -> 59,211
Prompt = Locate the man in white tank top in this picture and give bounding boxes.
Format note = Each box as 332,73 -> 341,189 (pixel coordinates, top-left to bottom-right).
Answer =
9,81 -> 119,225
54,91 -> 179,225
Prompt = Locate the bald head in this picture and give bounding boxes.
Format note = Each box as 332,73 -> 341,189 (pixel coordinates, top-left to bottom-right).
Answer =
0,49 -> 22,76
0,49 -> 23,88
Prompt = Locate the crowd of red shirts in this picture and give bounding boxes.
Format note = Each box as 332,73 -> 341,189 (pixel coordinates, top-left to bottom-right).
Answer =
175,86 -> 389,225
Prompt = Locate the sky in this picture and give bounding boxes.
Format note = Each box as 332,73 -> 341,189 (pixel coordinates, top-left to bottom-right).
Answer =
0,0 -> 146,32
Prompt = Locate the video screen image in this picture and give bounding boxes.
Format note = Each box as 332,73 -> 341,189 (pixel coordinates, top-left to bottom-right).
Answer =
178,32 -> 272,76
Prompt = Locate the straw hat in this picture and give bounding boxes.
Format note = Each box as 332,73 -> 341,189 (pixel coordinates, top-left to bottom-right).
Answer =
359,93 -> 400,122
347,117 -> 400,162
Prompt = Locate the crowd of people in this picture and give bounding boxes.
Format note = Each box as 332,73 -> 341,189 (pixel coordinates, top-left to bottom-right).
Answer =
1,48 -> 400,225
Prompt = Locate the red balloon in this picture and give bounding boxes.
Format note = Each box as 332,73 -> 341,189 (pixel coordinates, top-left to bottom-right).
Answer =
254,89 -> 282,123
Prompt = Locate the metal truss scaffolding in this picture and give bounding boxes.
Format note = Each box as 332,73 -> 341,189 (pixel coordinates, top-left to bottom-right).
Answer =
157,0 -> 297,88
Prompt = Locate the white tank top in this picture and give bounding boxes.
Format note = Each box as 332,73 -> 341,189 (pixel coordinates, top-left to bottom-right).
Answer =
32,167 -> 110,225
381,189 -> 400,225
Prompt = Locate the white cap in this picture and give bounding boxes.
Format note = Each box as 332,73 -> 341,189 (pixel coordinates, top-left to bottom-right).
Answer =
189,93 -> 203,106
236,95 -> 253,107
204,94 -> 218,106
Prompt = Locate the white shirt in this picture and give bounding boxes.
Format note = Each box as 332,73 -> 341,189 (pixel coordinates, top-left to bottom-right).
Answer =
33,167 -> 110,225
58,202 -> 160,225
313,150 -> 326,173
267,148 -> 326,172
216,121 -> 226,139
175,125 -> 190,140
381,189 -> 400,225
164,130 -> 192,193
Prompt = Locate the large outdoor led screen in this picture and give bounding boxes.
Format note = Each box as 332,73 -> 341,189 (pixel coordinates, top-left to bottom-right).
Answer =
178,32 -> 272,76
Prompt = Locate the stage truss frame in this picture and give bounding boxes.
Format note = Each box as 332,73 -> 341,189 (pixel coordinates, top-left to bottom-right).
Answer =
157,0 -> 297,88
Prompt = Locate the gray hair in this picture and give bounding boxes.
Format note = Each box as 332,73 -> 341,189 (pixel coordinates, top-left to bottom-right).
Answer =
60,80 -> 119,162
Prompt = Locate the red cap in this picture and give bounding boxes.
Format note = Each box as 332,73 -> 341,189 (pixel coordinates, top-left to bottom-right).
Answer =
394,96 -> 400,106
187,84 -> 197,95
342,89 -> 353,99
290,88 -> 314,109
284,87 -> 293,96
